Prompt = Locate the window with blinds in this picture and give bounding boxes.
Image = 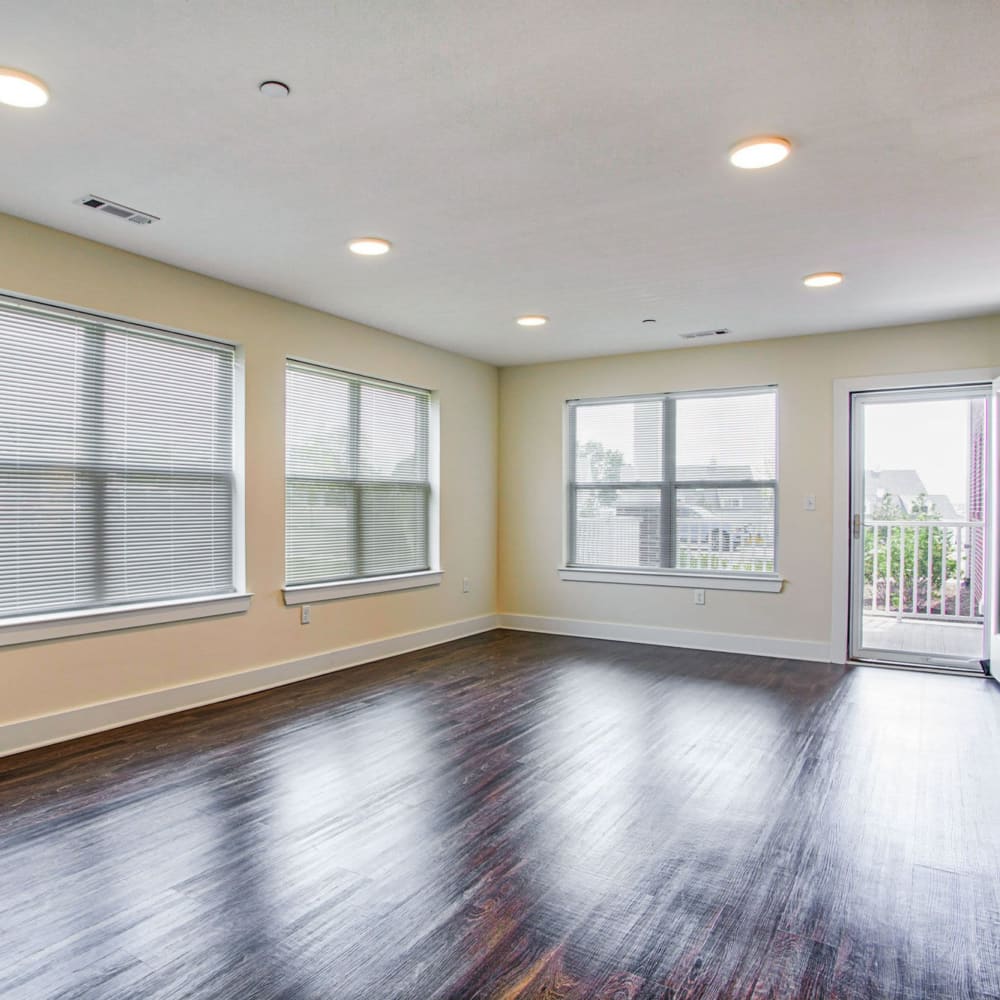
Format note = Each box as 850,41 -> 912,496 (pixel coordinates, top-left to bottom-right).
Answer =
285,361 -> 432,586
0,297 -> 238,620
568,388 -> 777,573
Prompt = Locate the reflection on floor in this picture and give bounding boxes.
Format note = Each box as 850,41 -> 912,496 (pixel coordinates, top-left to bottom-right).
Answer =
862,612 -> 983,661
1,629 -> 999,998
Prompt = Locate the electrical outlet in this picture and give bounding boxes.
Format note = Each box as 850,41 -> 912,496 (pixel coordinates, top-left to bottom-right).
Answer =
462,577 -> 471,593
693,589 -> 706,606
804,495 -> 817,511
300,605 -> 311,625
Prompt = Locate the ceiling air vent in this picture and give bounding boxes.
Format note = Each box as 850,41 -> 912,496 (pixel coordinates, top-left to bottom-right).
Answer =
75,195 -> 159,226
679,327 -> 729,341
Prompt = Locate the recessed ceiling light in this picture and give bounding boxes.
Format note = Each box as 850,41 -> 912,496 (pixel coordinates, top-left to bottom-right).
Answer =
348,237 -> 392,256
516,315 -> 548,327
729,136 -> 791,169
803,271 -> 844,288
258,80 -> 290,98
0,68 -> 49,108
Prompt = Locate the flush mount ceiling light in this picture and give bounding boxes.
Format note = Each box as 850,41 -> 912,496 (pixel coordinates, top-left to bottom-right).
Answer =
729,136 -> 791,169
516,315 -> 548,327
258,80 -> 290,98
348,237 -> 392,256
802,271 -> 844,287
0,68 -> 49,108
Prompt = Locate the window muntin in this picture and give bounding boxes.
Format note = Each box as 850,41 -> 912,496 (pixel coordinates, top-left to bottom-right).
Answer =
285,361 -> 431,586
0,297 -> 237,620
569,388 -> 777,574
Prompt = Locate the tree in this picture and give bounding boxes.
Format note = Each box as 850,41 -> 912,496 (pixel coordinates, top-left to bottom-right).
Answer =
578,441 -> 624,482
863,493 -> 956,614
577,441 -> 625,514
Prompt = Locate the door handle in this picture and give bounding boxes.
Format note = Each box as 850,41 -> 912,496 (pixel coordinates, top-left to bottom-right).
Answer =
853,513 -> 862,540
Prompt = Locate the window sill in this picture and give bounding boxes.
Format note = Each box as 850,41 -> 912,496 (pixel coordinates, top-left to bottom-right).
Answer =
557,567 -> 783,593
283,570 -> 443,605
0,592 -> 253,648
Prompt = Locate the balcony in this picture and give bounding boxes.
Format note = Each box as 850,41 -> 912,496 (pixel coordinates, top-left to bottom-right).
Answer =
862,518 -> 985,662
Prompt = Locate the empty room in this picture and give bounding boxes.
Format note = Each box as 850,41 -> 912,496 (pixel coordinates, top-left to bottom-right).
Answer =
2,2 -> 1000,998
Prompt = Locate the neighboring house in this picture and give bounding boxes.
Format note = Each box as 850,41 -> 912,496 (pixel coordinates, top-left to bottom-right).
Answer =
925,493 -> 959,520
864,468 -> 929,517
865,469 -> 959,520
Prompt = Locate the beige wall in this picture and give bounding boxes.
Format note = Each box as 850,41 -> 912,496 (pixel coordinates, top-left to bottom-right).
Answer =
3,209 -> 999,732
498,317 -> 1000,649
0,214 -> 498,725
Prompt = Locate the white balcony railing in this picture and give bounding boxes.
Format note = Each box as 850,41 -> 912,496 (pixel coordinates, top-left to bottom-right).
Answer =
864,519 -> 985,623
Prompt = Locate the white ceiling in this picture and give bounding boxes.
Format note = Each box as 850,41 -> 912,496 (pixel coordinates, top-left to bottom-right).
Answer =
2,1 -> 1000,366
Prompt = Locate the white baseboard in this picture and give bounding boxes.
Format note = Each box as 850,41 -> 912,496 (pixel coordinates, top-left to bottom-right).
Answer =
0,614 -> 499,759
497,613 -> 831,663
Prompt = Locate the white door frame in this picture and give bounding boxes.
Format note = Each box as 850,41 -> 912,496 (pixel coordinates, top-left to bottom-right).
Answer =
830,367 -> 1000,664
849,384 -> 990,668
990,377 -> 1000,671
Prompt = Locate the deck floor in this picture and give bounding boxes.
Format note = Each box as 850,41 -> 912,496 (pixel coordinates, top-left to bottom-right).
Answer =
861,613 -> 984,661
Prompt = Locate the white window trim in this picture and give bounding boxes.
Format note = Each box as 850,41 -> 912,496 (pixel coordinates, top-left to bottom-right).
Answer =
283,358 -> 441,597
558,567 -> 783,592
0,593 -> 253,648
563,385 -> 780,581
283,570 -> 443,605
0,291 -> 248,644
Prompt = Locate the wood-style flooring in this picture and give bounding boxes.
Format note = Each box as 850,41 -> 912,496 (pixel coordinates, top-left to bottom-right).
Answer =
1,629 -> 999,999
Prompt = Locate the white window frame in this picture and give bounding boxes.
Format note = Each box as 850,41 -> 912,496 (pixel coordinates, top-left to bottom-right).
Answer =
282,358 -> 441,605
560,385 -> 783,593
0,291 -> 250,648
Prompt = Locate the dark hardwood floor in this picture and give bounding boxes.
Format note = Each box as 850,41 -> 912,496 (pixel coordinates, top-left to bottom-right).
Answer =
1,630 -> 999,999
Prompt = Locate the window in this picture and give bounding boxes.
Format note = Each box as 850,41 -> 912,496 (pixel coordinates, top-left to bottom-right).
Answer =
0,296 -> 240,626
285,361 -> 433,592
567,387 -> 777,576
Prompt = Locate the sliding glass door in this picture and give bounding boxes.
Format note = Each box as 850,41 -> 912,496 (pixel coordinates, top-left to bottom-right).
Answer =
850,385 -> 991,670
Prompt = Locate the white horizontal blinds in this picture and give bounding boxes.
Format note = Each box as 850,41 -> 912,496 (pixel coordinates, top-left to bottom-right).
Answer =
572,399 -> 663,568
574,487 -> 662,568
674,392 -> 776,482
0,307 -> 96,615
286,365 -> 355,584
0,298 -> 236,619
358,382 -> 429,575
674,390 -> 776,573
99,329 -> 235,601
570,388 -> 777,572
285,361 -> 430,586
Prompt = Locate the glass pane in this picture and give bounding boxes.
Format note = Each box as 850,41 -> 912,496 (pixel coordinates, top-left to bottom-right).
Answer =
858,392 -> 986,663
286,366 -> 353,479
102,332 -> 233,473
575,401 -> 662,483
676,392 -> 775,482
103,472 -> 233,603
574,488 -> 660,567
359,384 -> 428,481
360,485 -> 428,576
0,310 -> 86,467
0,468 -> 98,616
675,487 -> 775,572
285,481 -> 356,584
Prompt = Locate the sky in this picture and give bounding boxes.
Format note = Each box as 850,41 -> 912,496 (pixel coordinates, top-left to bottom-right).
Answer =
863,398 -> 981,506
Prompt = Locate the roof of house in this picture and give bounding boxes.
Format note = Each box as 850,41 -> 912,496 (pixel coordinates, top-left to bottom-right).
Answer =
866,469 -> 928,499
